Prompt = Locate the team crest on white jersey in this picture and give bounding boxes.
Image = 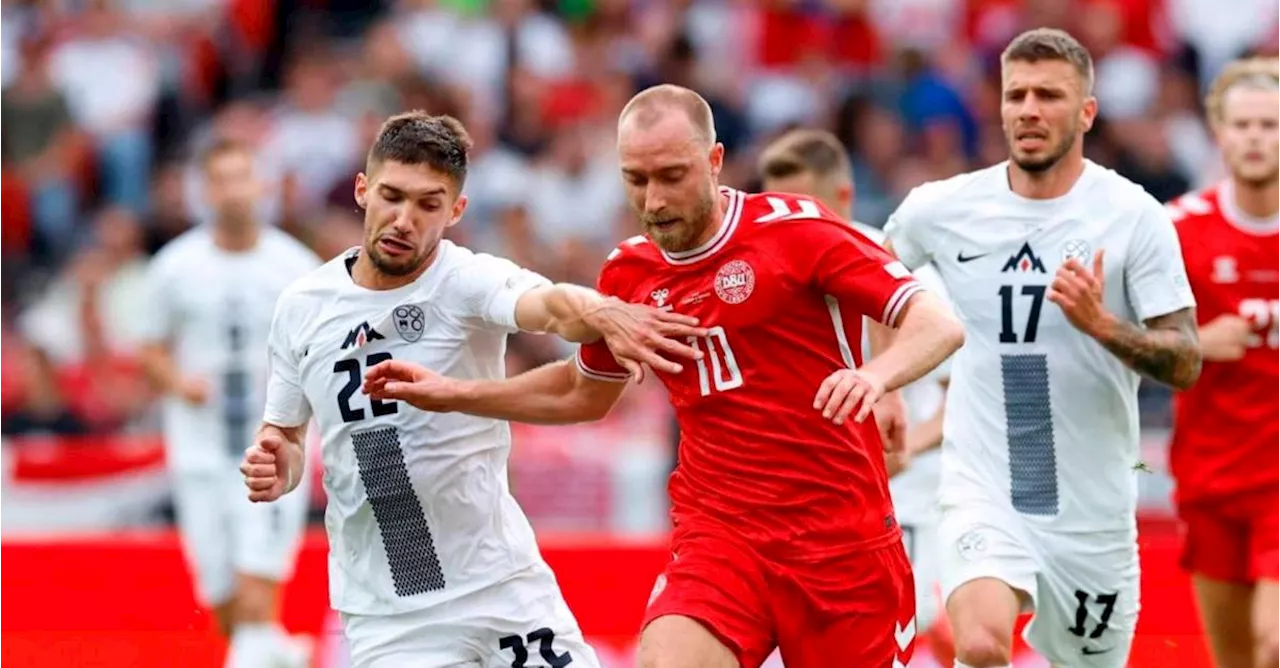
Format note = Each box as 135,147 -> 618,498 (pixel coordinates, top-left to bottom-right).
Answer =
393,304 -> 425,342
714,260 -> 755,304
1062,239 -> 1091,264
1001,242 -> 1047,274
955,529 -> 987,560
1212,256 -> 1239,284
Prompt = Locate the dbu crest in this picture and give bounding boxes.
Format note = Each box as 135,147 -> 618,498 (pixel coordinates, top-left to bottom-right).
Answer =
714,260 -> 755,305
394,304 -> 425,342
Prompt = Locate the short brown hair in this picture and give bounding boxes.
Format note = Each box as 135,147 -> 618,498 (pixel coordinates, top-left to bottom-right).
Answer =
1205,57 -> 1279,127
618,84 -> 716,147
1001,28 -> 1095,95
368,111 -> 473,188
758,128 -> 851,183
200,137 -> 253,171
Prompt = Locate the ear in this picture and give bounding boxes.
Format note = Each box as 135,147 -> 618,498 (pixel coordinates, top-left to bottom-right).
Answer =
1081,96 -> 1098,134
836,182 -> 855,219
354,173 -> 369,210
709,143 -> 725,178
447,194 -> 468,228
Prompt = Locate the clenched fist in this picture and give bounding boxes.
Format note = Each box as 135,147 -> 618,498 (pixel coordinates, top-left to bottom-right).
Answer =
241,432 -> 299,503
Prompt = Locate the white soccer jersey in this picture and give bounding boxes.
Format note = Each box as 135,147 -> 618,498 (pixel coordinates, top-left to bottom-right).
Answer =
263,241 -> 551,616
139,227 -> 321,473
884,160 -> 1195,532
854,223 -> 950,525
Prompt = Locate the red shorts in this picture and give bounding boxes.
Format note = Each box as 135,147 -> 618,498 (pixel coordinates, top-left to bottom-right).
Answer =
642,522 -> 916,668
1179,486 -> 1279,583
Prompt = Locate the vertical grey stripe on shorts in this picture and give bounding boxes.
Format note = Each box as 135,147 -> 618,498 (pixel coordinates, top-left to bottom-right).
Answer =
1001,354 -> 1058,515
352,425 -> 446,596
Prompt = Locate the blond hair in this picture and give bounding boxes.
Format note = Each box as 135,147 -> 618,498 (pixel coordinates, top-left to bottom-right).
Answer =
1205,57 -> 1279,127
757,129 -> 851,183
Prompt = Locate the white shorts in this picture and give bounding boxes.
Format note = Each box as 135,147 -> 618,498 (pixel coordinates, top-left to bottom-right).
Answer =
173,467 -> 310,605
340,562 -> 600,668
938,499 -> 1140,668
899,516 -> 942,633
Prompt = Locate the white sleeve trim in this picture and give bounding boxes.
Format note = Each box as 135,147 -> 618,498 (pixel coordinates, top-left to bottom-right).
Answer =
574,349 -> 631,383
881,282 -> 925,327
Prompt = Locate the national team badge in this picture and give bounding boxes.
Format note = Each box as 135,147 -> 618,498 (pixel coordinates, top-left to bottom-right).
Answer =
714,260 -> 755,304
393,304 -> 425,342
1062,239 -> 1091,264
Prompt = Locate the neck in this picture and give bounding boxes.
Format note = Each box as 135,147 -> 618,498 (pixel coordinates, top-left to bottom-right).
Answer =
1231,177 -> 1279,219
212,221 -> 259,252
1007,151 -> 1086,200
687,186 -> 728,249
351,247 -> 436,291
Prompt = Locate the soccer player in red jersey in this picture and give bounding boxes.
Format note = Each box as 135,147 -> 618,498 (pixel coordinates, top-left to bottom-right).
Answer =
362,84 -> 966,667
1165,57 -> 1279,668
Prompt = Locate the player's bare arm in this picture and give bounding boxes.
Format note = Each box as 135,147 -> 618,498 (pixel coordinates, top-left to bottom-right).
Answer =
1048,249 -> 1203,389
241,422 -> 307,502
363,357 -> 626,425
515,284 -> 707,377
138,342 -> 209,405
1196,314 -> 1252,362
865,318 -> 910,453
816,291 -> 964,427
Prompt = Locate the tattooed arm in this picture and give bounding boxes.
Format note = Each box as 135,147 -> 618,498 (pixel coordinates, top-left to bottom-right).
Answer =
1092,307 -> 1203,390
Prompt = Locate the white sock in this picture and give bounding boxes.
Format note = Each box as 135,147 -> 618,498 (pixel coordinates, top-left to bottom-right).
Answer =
226,623 -> 292,668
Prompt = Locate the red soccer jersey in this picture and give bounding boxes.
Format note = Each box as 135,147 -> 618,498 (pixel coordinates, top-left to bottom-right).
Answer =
1168,183 -> 1279,503
578,187 -> 924,557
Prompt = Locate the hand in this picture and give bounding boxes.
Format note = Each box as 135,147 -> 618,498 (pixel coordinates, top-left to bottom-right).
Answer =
362,359 -> 465,412
584,299 -> 709,383
177,377 -> 209,406
1198,314 -> 1251,362
873,390 -> 908,454
1047,249 -> 1112,338
241,434 -> 293,503
813,368 -> 887,427
884,447 -> 911,478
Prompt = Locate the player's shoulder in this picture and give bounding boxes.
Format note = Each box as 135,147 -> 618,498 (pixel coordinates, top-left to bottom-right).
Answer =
890,164 -> 1005,227
598,234 -> 663,279
275,248 -> 353,315
150,226 -> 213,272
1084,161 -> 1167,219
1164,183 -> 1226,230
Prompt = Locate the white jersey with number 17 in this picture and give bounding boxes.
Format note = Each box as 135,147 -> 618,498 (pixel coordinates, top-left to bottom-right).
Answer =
884,160 -> 1195,533
263,241 -> 551,615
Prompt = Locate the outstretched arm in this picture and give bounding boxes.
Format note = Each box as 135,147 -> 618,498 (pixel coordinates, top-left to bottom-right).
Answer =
859,290 -> 965,393
364,357 -> 627,425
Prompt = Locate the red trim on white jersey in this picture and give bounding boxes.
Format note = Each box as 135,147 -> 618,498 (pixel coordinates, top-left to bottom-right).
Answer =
659,187 -> 745,266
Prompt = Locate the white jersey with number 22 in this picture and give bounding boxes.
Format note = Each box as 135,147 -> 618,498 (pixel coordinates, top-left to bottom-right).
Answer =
263,240 -> 550,615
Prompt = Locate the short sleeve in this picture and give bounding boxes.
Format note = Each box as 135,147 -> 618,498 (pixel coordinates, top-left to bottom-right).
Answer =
455,253 -> 552,333
1125,198 -> 1197,322
262,295 -> 312,428
882,187 -> 932,270
787,219 -> 925,327
135,257 -> 178,344
575,260 -> 631,383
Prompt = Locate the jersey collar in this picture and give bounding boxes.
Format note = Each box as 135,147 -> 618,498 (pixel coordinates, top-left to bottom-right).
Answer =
659,186 -> 744,266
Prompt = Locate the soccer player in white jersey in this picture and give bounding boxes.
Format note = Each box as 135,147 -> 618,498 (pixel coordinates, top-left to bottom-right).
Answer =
138,138 -> 321,668
880,29 -> 1204,668
238,111 -> 705,668
758,128 -> 957,664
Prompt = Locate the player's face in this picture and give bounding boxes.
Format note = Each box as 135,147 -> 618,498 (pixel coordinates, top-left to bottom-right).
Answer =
204,150 -> 260,226
1216,85 -> 1279,187
355,160 -> 467,277
618,114 -> 724,252
762,171 -> 850,220
1001,59 -> 1097,173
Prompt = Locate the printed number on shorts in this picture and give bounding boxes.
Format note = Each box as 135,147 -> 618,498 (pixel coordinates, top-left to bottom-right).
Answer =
499,628 -> 573,668
1067,589 -> 1118,639
334,352 -> 398,423
686,326 -> 743,396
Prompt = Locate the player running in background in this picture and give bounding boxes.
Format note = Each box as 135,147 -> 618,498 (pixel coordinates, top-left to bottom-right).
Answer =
238,111 -> 702,668
880,28 -> 1202,668
756,127 -> 957,665
363,85 -> 966,668
138,139 -> 320,668
1165,57 -> 1279,668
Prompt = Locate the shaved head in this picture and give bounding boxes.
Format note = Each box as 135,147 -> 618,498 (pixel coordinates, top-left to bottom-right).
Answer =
616,85 -> 725,253
618,84 -> 717,149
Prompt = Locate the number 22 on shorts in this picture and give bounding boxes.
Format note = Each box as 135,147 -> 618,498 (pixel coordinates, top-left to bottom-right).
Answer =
686,326 -> 743,396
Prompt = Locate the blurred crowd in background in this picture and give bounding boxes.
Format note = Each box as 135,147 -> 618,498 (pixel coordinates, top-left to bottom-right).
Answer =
2,0 -> 1276,443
